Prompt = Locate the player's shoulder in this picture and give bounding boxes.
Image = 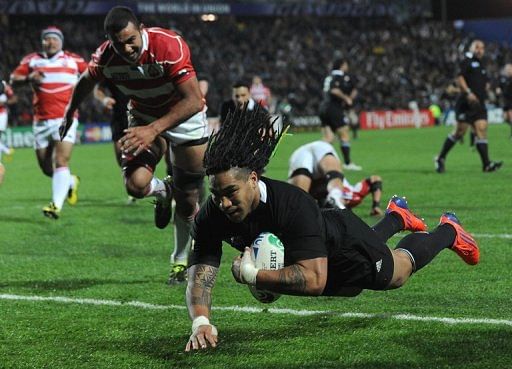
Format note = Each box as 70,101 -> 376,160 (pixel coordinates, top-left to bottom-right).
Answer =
262,176 -> 308,199
146,27 -> 188,62
20,52 -> 42,64
91,41 -> 115,66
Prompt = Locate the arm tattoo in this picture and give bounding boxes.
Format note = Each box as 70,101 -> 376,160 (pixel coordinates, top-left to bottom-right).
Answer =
186,264 -> 218,310
276,264 -> 307,295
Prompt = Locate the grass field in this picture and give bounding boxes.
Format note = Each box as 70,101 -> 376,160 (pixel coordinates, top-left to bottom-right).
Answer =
0,124 -> 510,369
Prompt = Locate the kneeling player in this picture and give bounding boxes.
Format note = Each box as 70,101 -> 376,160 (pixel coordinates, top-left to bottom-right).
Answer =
288,140 -> 383,216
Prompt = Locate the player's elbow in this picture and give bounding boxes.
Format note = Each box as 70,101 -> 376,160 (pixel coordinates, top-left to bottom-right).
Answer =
297,258 -> 327,296
305,272 -> 327,296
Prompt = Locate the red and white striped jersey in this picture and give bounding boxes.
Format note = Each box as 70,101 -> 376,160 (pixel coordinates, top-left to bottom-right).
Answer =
88,27 -> 198,123
250,83 -> 271,108
0,84 -> 14,114
11,51 -> 87,121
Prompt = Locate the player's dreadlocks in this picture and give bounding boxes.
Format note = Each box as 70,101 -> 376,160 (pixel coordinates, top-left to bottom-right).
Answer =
204,105 -> 287,176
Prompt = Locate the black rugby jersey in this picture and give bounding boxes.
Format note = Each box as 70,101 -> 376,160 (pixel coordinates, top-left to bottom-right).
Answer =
322,70 -> 356,106
499,75 -> 512,104
458,52 -> 488,101
190,176 -> 331,268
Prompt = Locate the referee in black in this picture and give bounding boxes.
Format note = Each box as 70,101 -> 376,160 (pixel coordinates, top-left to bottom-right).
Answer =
435,40 -> 503,173
319,58 -> 361,171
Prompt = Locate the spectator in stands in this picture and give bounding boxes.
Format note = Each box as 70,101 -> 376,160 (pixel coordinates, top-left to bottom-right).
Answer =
3,15 -> 512,122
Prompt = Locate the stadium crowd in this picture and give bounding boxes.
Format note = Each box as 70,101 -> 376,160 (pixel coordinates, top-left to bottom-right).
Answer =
1,14 -> 511,125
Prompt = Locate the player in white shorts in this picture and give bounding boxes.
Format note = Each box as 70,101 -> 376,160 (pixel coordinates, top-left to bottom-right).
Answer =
10,26 -> 86,218
0,83 -> 17,185
288,140 -> 383,216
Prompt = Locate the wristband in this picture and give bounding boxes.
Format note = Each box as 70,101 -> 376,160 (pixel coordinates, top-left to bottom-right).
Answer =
102,97 -> 111,107
192,315 -> 210,333
240,260 -> 259,285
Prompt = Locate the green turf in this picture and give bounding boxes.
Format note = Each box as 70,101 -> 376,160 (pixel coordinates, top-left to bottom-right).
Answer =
0,125 -> 510,369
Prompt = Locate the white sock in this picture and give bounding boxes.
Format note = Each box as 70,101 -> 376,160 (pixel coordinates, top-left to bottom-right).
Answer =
0,141 -> 10,154
53,167 -> 71,209
171,214 -> 192,265
147,177 -> 167,200
327,188 -> 346,209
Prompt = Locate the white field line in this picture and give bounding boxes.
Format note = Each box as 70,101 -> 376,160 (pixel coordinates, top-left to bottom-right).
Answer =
391,233 -> 512,240
473,233 -> 512,239
1,293 -> 512,327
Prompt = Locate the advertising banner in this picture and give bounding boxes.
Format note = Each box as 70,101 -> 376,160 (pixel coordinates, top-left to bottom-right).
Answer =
359,109 -> 435,129
3,123 -> 112,148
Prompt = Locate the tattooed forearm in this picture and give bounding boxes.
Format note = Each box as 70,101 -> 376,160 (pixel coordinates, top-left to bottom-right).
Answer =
275,264 -> 307,295
186,264 -> 218,316
193,264 -> 218,290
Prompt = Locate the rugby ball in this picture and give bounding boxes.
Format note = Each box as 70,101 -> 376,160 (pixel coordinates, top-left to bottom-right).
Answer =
247,232 -> 285,303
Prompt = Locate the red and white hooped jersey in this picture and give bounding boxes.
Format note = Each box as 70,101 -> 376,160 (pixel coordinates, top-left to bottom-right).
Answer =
88,27 -> 198,123
0,84 -> 14,114
11,51 -> 87,121
250,83 -> 271,108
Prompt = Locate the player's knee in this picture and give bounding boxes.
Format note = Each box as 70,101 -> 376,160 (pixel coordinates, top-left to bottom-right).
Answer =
387,250 -> 414,289
369,178 -> 382,192
125,182 -> 146,199
125,172 -> 152,199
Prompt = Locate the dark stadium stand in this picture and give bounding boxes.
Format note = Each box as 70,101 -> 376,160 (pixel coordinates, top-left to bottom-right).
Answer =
1,14 -> 511,125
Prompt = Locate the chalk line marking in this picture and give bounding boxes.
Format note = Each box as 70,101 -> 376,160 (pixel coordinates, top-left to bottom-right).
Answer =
1,293 -> 511,327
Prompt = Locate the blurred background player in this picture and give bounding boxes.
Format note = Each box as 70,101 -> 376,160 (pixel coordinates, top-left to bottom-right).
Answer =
319,58 -> 361,171
250,75 -> 272,111
434,40 -> 503,173
93,79 -> 137,204
0,82 -> 18,161
496,63 -> 512,138
60,7 -> 207,284
219,80 -> 259,126
10,26 -> 84,218
288,140 -> 383,216
0,81 -> 17,186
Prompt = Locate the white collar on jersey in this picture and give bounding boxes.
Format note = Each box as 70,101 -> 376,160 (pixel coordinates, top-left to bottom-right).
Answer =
258,180 -> 267,203
248,98 -> 256,110
331,70 -> 344,76
141,28 -> 149,54
42,50 -> 63,60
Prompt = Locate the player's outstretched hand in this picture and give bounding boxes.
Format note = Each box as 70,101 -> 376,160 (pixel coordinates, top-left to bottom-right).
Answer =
120,126 -> 159,156
185,324 -> 218,352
